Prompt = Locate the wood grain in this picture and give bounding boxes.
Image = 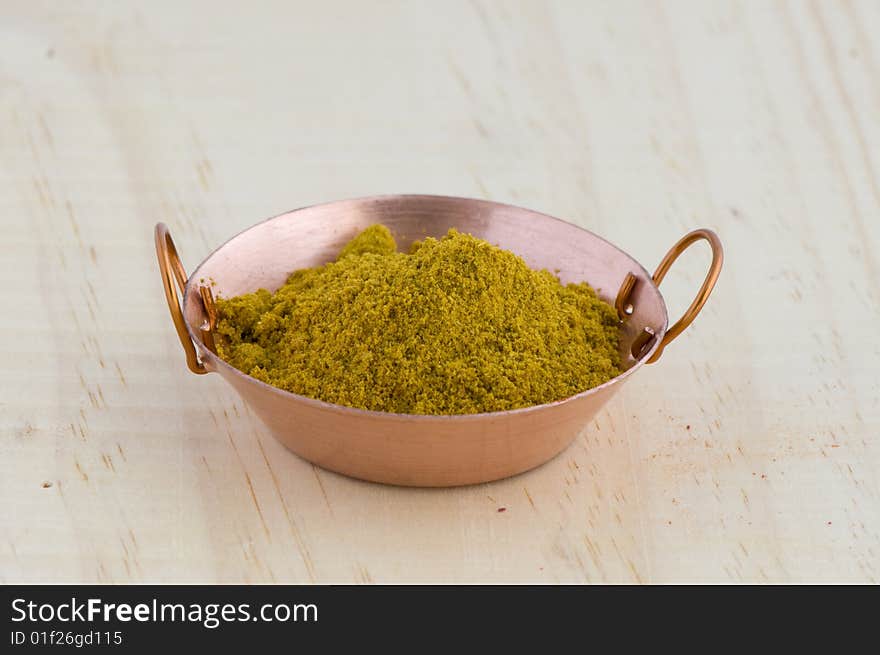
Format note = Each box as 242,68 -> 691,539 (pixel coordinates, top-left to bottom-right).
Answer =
1,0 -> 877,583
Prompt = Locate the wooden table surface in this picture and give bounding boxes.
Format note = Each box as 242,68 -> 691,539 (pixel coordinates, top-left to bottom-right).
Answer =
2,0 -> 878,584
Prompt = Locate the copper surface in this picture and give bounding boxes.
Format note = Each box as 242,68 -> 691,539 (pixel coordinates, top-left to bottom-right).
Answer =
647,228 -> 723,364
198,285 -> 218,354
155,195 -> 722,486
614,272 -> 637,320
631,326 -> 658,360
155,223 -> 207,375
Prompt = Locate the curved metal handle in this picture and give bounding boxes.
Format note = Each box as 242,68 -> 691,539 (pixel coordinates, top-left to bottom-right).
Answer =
647,228 -> 723,364
154,223 -> 208,374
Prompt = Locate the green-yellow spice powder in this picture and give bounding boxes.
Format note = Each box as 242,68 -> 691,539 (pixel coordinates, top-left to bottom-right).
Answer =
214,224 -> 622,415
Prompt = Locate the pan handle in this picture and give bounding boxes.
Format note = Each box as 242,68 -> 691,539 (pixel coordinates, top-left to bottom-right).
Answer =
647,229 -> 723,364
154,223 -> 209,374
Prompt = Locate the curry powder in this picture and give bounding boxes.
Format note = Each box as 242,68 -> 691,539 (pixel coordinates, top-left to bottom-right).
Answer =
214,224 -> 621,415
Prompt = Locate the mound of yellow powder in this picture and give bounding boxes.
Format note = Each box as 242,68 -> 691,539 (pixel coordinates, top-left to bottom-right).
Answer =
215,224 -> 621,415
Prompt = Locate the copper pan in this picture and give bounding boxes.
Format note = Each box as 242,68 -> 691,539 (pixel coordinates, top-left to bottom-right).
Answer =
155,195 -> 722,487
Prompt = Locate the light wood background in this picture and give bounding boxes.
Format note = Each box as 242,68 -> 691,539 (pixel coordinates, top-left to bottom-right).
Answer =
2,0 -> 878,584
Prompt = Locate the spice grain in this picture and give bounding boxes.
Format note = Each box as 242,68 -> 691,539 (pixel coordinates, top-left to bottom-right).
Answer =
215,225 -> 621,414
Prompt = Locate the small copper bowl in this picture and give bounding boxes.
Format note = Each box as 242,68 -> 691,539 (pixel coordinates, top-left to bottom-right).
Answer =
155,195 -> 722,487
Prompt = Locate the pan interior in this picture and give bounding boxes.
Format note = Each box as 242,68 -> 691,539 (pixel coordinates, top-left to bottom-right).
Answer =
184,196 -> 668,378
